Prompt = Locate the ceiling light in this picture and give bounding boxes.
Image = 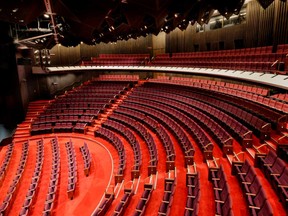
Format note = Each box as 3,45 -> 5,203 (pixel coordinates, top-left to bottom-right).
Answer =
12,8 -> 18,13
43,13 -> 50,18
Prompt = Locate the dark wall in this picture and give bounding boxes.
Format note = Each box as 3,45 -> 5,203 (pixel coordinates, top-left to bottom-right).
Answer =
0,22 -> 25,126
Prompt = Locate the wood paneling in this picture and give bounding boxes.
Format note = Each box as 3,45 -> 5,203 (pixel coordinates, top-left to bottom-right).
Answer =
165,1 -> 287,52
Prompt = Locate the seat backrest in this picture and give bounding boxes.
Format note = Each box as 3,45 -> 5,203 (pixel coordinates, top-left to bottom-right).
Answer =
278,167 -> 288,184
253,187 -> 267,207
249,177 -> 261,195
265,150 -> 277,163
258,200 -> 273,216
270,158 -> 286,174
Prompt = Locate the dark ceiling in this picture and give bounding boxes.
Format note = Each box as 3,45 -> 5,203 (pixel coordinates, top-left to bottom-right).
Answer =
0,0 -> 277,49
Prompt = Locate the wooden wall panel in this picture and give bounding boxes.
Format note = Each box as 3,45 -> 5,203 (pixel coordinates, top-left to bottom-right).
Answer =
152,32 -> 166,56
50,45 -> 81,66
273,0 -> 288,45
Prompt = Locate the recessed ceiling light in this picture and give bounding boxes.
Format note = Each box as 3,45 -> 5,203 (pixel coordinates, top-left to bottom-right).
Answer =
12,8 -> 18,13
19,19 -> 24,23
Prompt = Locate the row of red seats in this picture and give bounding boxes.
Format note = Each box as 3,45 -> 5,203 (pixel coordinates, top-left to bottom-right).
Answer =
20,140 -> 44,216
156,44 -> 287,59
110,112 -> 158,168
131,89 -> 234,156
158,178 -> 176,215
94,127 -> 126,177
150,78 -> 288,114
65,140 -> 77,200
133,184 -> 153,216
121,101 -> 196,161
156,76 -> 269,96
98,54 -> 150,59
0,143 -> 13,187
209,165 -> 233,215
42,138 -> 60,215
232,159 -> 273,215
185,173 -> 200,215
144,82 -> 253,147
79,143 -> 91,176
103,119 -> 142,174
255,151 -> 288,212
97,74 -> 139,81
0,142 -> 29,215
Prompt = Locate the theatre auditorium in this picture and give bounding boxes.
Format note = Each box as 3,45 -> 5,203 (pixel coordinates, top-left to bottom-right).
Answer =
0,0 -> 288,215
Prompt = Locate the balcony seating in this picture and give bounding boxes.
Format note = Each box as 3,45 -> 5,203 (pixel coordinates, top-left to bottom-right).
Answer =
151,45 -> 287,74
82,54 -> 150,67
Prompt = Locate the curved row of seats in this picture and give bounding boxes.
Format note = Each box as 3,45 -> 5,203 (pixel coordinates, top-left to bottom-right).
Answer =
94,127 -> 126,179
232,159 -> 274,215
130,90 -> 233,156
0,142 -> 14,187
150,78 -> 288,114
158,76 -> 269,96
31,81 -> 135,136
209,166 -> 233,216
21,77 -> 288,215
176,89 -> 272,141
65,140 -> 78,199
20,139 -> 44,216
120,102 -> 195,163
255,151 -> 288,212
158,177 -> 176,215
185,173 -> 200,216
143,82 -> 253,148
80,143 -> 92,176
195,89 -> 286,131
109,112 -> 158,169
42,138 -> 61,215
150,44 -> 288,73
111,188 -> 133,216
103,119 -> 142,176
0,142 -> 29,215
133,183 -> 153,216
